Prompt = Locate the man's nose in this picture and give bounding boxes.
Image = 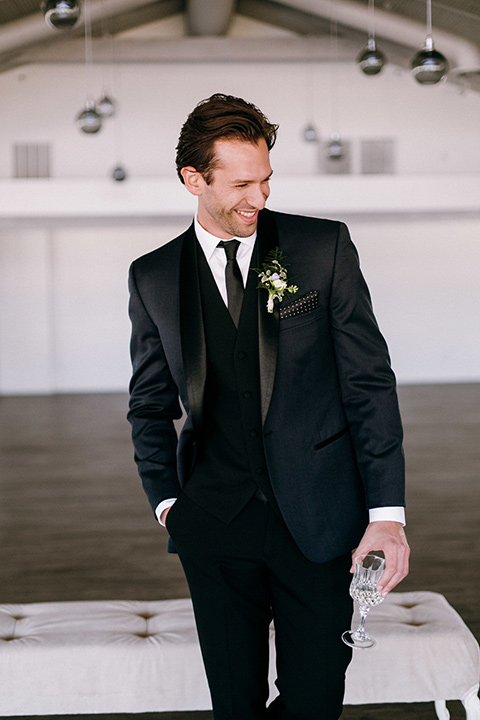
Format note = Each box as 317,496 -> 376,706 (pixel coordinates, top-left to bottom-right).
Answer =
247,184 -> 269,209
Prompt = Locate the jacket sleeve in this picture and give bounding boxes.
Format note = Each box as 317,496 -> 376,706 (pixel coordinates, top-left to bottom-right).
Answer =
127,261 -> 183,514
329,222 -> 405,509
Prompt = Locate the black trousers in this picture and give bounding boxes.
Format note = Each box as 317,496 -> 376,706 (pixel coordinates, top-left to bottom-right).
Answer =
166,492 -> 353,720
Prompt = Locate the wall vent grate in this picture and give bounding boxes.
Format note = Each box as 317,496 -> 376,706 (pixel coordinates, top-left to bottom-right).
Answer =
13,143 -> 51,178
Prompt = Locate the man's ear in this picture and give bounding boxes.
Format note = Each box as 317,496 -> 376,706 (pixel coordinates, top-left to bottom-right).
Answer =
181,166 -> 205,196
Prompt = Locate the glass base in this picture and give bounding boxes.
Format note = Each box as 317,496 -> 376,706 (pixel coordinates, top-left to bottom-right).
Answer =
342,629 -> 377,649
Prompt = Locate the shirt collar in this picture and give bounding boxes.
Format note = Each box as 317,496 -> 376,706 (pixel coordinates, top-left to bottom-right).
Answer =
194,216 -> 256,263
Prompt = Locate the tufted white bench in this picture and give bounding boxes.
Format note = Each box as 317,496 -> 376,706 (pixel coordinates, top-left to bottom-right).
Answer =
343,591 -> 480,719
0,592 -> 478,718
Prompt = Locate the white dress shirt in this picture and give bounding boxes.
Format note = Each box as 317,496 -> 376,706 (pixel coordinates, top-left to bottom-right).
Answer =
194,216 -> 256,301
156,218 -> 405,528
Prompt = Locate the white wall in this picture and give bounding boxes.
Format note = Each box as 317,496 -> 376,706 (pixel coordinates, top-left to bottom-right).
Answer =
0,221 -> 186,394
1,210 -> 479,394
1,61 -> 480,180
0,58 -> 479,393
348,216 -> 480,384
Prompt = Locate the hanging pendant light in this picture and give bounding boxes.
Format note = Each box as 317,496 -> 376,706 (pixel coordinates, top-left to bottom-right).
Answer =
97,94 -> 116,118
358,38 -> 386,76
326,133 -> 344,159
112,165 -> 127,181
76,100 -> 102,133
77,102 -> 102,134
303,123 -> 318,142
324,17 -> 344,162
357,0 -> 386,76
96,30 -> 117,119
75,0 -> 103,134
43,0 -> 81,30
302,51 -> 319,145
411,0 -> 449,85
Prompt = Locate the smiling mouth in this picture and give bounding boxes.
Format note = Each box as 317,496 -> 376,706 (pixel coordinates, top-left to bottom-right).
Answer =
235,209 -> 258,221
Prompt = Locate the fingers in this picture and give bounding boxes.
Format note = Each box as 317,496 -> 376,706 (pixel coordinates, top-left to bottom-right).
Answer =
377,536 -> 410,596
351,521 -> 410,597
160,507 -> 171,526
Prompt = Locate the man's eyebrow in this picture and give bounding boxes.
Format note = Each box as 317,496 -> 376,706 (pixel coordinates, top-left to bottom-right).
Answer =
232,171 -> 273,184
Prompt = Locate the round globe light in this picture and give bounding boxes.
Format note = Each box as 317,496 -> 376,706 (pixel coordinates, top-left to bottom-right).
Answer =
44,0 -> 81,30
97,94 -> 116,118
303,124 -> 319,142
76,102 -> 102,134
112,166 -> 127,182
411,38 -> 449,85
357,39 -> 386,76
326,135 -> 343,160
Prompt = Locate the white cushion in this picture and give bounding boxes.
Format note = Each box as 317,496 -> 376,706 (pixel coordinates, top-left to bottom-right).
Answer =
0,599 -> 210,714
344,591 -> 480,705
0,591 -> 478,715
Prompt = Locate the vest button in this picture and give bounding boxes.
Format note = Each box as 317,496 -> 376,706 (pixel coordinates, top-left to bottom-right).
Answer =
237,351 -> 247,359
243,391 -> 252,399
256,466 -> 265,475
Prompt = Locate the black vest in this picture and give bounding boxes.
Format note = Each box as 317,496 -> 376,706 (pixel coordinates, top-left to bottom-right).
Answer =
183,242 -> 278,521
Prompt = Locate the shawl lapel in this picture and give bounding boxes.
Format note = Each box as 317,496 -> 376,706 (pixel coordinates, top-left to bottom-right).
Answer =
179,224 -> 206,433
255,210 -> 280,425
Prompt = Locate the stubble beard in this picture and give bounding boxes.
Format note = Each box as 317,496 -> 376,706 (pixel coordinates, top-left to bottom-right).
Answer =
216,207 -> 258,238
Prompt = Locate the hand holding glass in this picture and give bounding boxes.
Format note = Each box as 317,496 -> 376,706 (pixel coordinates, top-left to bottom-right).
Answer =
342,553 -> 385,649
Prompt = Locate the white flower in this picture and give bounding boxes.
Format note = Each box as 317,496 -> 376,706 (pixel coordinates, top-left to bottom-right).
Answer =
255,248 -> 299,313
271,274 -> 287,291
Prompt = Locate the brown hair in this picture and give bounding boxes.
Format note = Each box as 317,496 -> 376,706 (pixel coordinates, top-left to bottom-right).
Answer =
175,93 -> 278,184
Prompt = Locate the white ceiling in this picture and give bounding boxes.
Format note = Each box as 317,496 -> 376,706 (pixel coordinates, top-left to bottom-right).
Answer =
1,1 -> 479,90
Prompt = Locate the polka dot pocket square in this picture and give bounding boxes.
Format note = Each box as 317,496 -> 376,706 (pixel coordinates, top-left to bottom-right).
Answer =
279,290 -> 320,320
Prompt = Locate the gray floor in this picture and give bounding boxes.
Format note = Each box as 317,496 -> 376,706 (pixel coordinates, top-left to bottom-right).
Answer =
0,383 -> 479,719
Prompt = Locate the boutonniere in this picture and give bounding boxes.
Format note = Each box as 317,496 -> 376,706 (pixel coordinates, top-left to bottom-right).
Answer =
255,248 -> 299,313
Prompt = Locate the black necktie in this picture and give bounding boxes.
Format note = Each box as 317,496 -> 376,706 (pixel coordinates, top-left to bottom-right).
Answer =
217,240 -> 244,327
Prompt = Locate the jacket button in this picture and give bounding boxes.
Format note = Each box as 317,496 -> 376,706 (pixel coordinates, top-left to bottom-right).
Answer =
237,351 -> 247,359
243,391 -> 252,399
250,429 -> 258,438
256,466 -> 265,475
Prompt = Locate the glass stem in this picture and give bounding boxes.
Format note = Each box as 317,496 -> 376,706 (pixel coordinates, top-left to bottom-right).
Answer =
355,605 -> 369,640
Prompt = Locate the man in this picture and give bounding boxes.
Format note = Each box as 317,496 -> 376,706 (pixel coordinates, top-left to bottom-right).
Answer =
127,93 -> 409,720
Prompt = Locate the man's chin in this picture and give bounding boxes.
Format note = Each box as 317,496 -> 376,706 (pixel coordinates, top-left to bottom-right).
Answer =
235,224 -> 258,238
231,217 -> 258,238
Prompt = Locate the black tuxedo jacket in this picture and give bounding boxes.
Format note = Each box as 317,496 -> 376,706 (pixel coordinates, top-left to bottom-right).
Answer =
128,209 -> 405,563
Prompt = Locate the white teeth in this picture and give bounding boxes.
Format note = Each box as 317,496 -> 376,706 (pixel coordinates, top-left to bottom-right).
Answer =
237,210 -> 256,218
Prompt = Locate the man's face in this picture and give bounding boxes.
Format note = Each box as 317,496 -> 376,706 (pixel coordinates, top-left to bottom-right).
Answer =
192,138 -> 272,239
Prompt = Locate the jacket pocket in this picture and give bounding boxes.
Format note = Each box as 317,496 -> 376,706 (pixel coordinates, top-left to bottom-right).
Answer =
314,427 -> 348,451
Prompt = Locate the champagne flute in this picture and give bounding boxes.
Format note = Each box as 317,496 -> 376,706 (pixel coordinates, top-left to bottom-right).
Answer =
342,553 -> 385,649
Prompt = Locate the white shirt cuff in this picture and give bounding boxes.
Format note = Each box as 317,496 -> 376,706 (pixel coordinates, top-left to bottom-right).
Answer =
155,498 -> 177,526
156,501 -> 405,526
369,506 -> 406,526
